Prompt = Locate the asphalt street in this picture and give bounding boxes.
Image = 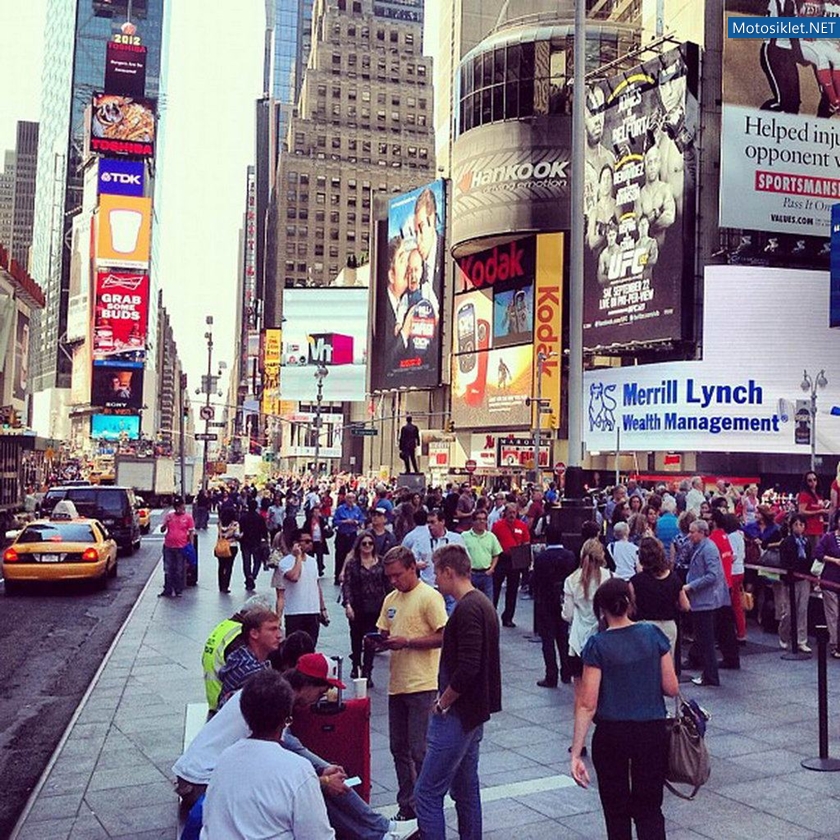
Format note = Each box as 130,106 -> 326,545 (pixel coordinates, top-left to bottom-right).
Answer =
0,513 -> 164,838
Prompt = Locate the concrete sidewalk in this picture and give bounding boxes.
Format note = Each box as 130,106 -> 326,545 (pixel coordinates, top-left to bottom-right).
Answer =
12,524 -> 840,839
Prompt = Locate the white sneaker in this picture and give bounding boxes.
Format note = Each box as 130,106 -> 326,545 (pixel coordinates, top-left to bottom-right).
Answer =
385,818 -> 419,840
779,640 -> 788,650
799,643 -> 812,653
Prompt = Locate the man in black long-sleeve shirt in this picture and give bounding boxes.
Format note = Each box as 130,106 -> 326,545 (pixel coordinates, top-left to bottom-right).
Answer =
238,499 -> 269,591
414,544 -> 501,840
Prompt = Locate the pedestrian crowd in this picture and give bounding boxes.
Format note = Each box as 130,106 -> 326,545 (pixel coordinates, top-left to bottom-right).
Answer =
164,467 -> 840,840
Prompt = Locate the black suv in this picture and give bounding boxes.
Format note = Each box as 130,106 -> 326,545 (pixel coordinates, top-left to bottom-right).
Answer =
41,486 -> 141,553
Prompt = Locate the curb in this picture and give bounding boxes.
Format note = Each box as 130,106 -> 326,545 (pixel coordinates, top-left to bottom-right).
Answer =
9,555 -> 162,839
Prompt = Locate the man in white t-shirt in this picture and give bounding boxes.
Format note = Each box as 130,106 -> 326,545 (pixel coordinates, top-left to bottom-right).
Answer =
200,670 -> 334,840
275,529 -> 327,644
685,476 -> 707,516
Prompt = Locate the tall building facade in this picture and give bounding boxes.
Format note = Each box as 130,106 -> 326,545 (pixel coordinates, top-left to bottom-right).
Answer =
268,0 -> 434,304
11,121 -> 40,267
30,0 -> 166,396
0,152 -> 15,251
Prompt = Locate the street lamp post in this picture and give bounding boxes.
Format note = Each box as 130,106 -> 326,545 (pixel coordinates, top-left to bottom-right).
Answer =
802,368 -> 828,473
312,364 -> 329,479
201,316 -> 214,491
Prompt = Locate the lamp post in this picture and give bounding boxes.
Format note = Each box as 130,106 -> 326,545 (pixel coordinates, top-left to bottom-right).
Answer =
312,364 -> 329,479
201,316 -> 214,491
802,368 -> 828,473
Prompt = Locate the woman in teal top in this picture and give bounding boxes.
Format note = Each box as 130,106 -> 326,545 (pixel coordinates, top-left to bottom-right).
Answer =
570,577 -> 679,840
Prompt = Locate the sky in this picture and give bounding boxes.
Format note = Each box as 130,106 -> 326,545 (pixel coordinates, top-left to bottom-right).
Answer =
0,0 -> 438,400
0,0 -> 265,393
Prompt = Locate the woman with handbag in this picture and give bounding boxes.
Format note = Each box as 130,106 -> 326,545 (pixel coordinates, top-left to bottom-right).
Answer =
215,508 -> 240,594
341,530 -> 391,683
571,577 -> 679,840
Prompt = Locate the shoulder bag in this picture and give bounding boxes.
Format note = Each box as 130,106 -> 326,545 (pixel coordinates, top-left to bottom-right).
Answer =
665,695 -> 711,800
214,536 -> 232,560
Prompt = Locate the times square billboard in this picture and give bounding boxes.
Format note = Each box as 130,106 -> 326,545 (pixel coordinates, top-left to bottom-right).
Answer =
720,0 -> 839,240
90,93 -> 156,159
369,180 -> 445,391
450,234 -> 563,430
583,42 -> 699,352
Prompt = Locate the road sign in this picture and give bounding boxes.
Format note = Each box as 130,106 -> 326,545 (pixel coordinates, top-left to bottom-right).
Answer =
199,405 -> 214,421
554,462 -> 566,476
538,404 -> 552,414
195,432 -> 218,442
209,421 -> 226,428
351,427 -> 378,436
465,459 -> 477,474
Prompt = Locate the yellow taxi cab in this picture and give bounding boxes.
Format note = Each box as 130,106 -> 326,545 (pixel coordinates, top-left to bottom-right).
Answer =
135,496 -> 151,534
2,504 -> 118,593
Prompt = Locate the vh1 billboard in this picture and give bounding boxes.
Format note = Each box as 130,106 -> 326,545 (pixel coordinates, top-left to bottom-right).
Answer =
451,234 -> 563,430
93,270 -> 149,365
583,42 -> 699,352
369,179 -> 445,391
90,93 -> 156,159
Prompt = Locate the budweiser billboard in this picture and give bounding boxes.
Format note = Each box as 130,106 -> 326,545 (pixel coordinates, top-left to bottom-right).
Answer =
93,270 -> 149,365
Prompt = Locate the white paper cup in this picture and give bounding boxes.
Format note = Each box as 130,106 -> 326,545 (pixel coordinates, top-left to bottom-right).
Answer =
352,677 -> 367,700
109,209 -> 143,253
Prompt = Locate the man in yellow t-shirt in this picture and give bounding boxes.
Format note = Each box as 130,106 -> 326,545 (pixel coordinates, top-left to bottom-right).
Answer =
375,545 -> 448,822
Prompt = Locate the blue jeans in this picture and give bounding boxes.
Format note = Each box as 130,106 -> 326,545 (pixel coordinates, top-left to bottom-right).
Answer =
240,544 -> 260,584
162,546 -> 185,595
470,571 -> 494,600
326,786 -> 390,840
415,712 -> 483,840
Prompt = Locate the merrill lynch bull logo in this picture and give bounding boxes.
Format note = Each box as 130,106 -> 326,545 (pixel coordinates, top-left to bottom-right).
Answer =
588,382 -> 617,433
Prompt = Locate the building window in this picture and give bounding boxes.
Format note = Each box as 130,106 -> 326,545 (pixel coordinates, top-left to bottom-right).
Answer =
287,171 -> 298,183
316,192 -> 326,204
315,244 -> 324,256
332,53 -> 341,65
316,210 -> 325,222
405,33 -> 414,47
287,206 -> 297,219
349,138 -> 357,150
390,30 -> 398,43
299,208 -> 309,219
348,87 -> 357,100
332,136 -> 341,148
329,245 -> 339,258
330,228 -> 339,240
377,29 -> 385,41
348,178 -> 357,189
297,262 -> 307,272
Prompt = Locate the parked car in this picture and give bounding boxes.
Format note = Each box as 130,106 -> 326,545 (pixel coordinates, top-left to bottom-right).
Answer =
40,486 -> 140,553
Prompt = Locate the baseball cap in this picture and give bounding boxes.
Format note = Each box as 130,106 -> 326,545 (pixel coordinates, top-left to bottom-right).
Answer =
296,653 -> 346,689
373,506 -> 388,516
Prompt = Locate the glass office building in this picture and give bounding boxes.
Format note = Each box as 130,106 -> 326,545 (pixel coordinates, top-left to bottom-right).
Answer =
30,0 -> 166,392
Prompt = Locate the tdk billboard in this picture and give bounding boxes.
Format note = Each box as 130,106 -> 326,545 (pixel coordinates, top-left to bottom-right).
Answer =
98,158 -> 145,198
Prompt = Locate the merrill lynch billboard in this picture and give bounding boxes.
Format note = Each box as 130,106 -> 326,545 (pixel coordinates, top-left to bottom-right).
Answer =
451,116 -> 571,249
584,265 -> 840,454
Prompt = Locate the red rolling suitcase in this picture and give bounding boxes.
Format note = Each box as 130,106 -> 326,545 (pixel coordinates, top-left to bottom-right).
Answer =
290,657 -> 372,802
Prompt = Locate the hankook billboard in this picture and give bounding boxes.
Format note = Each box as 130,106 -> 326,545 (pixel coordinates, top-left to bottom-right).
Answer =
369,180 -> 445,391
583,42 -> 699,351
450,116 -> 571,251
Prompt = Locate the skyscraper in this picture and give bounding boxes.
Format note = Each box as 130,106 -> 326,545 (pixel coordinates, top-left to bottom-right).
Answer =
11,121 -> 40,267
30,0 -> 166,397
0,151 -> 15,252
269,0 -> 434,305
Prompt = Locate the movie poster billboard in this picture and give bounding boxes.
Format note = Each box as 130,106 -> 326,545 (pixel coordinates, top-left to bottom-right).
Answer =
369,179 -> 445,391
13,313 -> 29,403
583,42 -> 699,351
451,345 -> 533,429
90,93 -> 156,159
262,328 -> 282,417
91,365 -> 144,410
93,270 -> 149,365
96,194 -> 152,268
721,1 -> 840,239
281,289 -> 368,401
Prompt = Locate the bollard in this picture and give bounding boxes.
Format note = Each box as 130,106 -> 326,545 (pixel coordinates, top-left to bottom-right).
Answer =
781,571 -> 810,661
801,625 -> 840,771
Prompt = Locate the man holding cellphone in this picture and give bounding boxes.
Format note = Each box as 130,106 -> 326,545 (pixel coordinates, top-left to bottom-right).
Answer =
374,546 -> 447,823
275,529 -> 328,645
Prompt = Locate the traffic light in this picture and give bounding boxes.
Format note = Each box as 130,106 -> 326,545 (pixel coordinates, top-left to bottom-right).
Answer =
445,419 -> 455,433
548,413 -> 557,430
